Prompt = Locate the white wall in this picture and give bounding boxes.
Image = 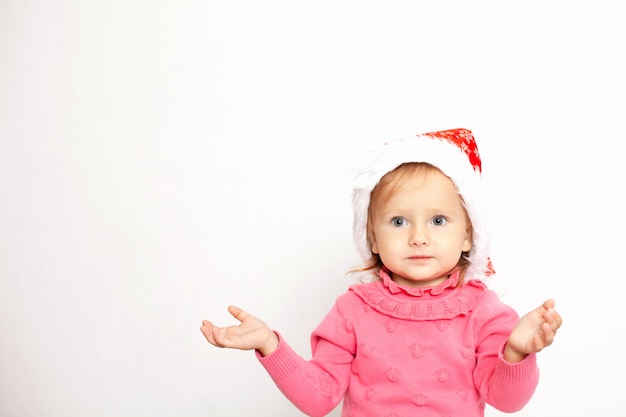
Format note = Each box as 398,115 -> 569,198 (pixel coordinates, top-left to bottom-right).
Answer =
1,1 -> 625,416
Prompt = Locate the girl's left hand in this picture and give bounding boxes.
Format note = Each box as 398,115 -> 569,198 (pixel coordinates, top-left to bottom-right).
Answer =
504,299 -> 563,363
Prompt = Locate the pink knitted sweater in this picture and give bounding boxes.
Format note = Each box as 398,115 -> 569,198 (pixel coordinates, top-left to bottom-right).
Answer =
258,270 -> 539,417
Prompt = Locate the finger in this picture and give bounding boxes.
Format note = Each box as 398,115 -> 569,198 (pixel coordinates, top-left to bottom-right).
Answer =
545,309 -> 563,331
547,314 -> 561,332
199,320 -> 213,335
200,321 -> 219,345
228,305 -> 251,323
211,325 -> 229,347
537,322 -> 557,351
542,299 -> 556,311
551,310 -> 563,330
200,321 -> 232,348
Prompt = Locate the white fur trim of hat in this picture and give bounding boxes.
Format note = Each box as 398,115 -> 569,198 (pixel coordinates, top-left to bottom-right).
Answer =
351,128 -> 494,281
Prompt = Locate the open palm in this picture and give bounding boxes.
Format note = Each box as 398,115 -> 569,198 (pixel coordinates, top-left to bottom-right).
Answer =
200,305 -> 278,357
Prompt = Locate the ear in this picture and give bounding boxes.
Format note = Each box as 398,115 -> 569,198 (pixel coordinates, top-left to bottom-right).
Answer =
462,237 -> 472,253
369,232 -> 379,254
462,224 -> 473,252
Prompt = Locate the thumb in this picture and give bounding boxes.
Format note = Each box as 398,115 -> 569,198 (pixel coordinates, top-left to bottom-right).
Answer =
543,299 -> 556,310
227,305 -> 249,323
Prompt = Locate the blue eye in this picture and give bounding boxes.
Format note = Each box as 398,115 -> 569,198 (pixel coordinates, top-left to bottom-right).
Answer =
431,216 -> 447,226
391,217 -> 408,227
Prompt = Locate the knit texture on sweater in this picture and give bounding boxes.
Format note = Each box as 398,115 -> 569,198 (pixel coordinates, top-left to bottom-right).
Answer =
258,271 -> 539,417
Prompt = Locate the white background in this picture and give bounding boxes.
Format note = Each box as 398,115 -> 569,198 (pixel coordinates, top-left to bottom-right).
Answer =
1,1 -> 625,416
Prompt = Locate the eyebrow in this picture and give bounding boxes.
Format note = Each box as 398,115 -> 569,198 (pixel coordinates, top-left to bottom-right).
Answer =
377,205 -> 463,218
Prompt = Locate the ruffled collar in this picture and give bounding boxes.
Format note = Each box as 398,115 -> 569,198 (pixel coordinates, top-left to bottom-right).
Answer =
350,268 -> 486,321
380,267 -> 460,297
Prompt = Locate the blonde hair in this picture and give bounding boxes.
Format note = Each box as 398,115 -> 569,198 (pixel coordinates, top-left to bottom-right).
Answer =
350,162 -> 473,285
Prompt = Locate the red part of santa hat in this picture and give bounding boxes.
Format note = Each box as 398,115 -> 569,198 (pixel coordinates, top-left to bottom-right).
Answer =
351,128 -> 494,280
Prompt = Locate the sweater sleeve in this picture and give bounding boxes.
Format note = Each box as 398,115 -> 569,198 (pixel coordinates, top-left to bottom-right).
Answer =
256,300 -> 355,417
472,291 -> 540,412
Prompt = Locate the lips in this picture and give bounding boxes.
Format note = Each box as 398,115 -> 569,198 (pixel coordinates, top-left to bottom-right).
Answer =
408,256 -> 433,265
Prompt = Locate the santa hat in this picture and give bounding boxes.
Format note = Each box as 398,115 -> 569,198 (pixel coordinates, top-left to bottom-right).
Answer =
352,128 -> 494,281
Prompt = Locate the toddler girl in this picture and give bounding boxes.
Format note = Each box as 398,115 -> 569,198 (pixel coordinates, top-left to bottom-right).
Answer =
201,128 -> 562,417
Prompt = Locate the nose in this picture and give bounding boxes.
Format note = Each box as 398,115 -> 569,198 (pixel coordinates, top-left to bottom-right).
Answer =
409,225 -> 429,246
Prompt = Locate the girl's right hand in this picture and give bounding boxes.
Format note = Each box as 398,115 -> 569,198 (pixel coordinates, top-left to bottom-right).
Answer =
200,305 -> 279,357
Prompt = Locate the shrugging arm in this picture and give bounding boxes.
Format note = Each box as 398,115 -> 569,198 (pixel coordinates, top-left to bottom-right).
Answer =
472,291 -> 540,412
257,302 -> 355,417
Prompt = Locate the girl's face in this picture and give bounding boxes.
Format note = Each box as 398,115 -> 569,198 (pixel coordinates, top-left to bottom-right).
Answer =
369,168 -> 472,288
